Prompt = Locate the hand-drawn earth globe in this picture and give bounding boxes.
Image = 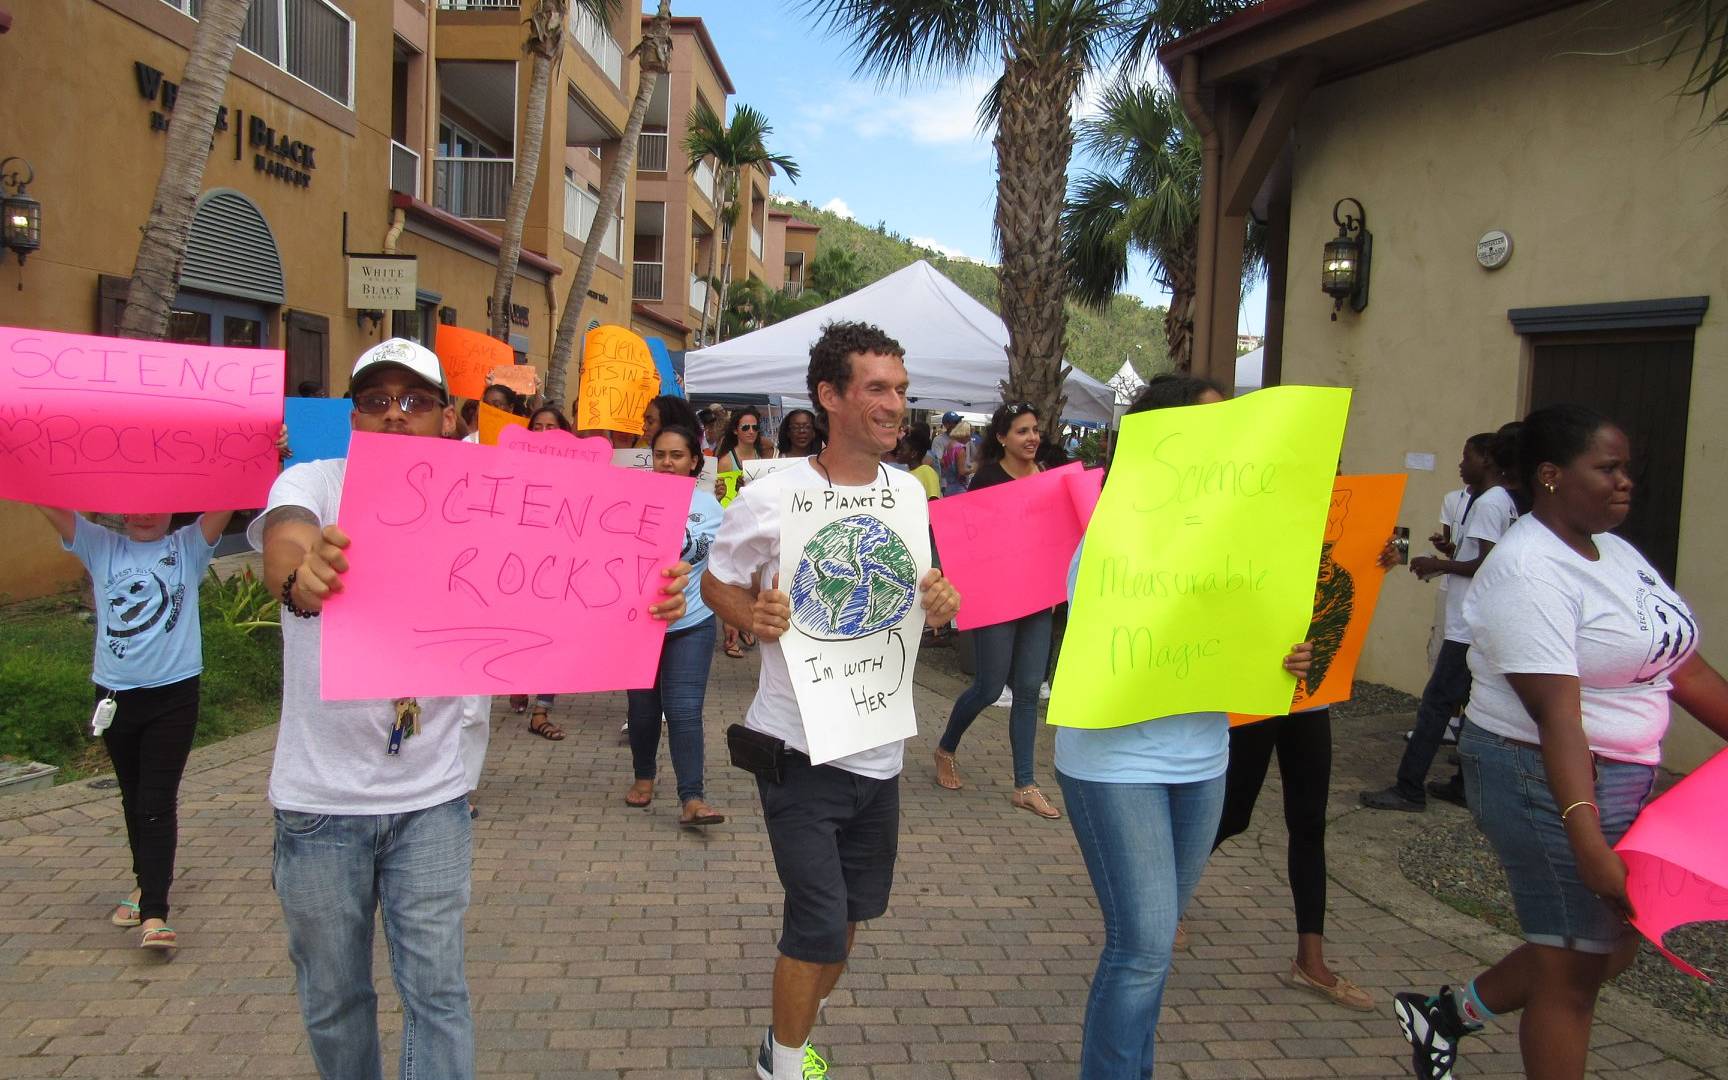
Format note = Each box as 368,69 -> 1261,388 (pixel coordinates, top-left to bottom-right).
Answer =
789,514 -> 918,641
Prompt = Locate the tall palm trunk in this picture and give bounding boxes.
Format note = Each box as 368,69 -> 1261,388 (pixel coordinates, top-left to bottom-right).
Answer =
994,44 -> 1079,441
491,0 -> 564,341
118,0 -> 252,340
546,0 -> 672,406
696,175 -> 722,347
1161,247 -> 1198,372
714,173 -> 740,341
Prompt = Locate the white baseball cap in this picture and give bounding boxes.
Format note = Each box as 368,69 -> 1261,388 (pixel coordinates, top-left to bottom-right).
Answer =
350,337 -> 448,399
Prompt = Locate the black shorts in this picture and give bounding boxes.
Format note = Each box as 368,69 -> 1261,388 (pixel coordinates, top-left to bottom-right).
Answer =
756,752 -> 900,964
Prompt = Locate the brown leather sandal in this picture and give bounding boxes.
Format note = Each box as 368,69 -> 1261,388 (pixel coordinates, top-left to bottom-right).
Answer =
1010,785 -> 1062,819
624,780 -> 654,808
933,748 -> 962,790
527,708 -> 564,741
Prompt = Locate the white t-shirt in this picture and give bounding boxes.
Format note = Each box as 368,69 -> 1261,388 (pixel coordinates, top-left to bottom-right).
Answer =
1442,485 -> 1517,644
1465,516 -> 1697,765
706,459 -> 926,780
248,458 -> 472,815
1436,488 -> 1471,594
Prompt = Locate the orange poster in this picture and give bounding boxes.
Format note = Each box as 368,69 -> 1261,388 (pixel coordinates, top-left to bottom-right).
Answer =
435,325 -> 513,400
1231,473 -> 1407,726
488,363 -> 539,397
477,400 -> 528,445
578,325 -> 658,435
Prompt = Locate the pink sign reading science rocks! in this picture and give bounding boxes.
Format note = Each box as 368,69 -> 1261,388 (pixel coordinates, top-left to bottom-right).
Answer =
0,326 -> 284,512
321,430 -> 696,699
930,462 -> 1104,630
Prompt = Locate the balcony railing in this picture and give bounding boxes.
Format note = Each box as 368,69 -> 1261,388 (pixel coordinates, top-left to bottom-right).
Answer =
572,4 -> 622,87
435,0 -> 515,8
693,158 -> 716,203
750,225 -> 764,260
433,156 -> 511,219
633,261 -> 664,301
637,132 -> 668,172
783,280 -> 804,299
390,140 -> 420,198
564,178 -> 622,261
689,276 -> 709,314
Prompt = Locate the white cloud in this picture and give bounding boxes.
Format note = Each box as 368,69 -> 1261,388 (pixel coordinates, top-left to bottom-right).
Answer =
908,235 -> 969,260
821,197 -> 855,219
797,76 -> 996,150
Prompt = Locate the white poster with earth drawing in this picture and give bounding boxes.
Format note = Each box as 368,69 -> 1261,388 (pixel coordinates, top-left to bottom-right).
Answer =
777,483 -> 932,763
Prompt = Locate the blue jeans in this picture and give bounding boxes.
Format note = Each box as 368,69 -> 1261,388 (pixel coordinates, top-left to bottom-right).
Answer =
273,796 -> 474,1080
940,609 -> 1053,787
1058,770 -> 1226,1080
1395,638 -> 1473,800
626,617 -> 717,803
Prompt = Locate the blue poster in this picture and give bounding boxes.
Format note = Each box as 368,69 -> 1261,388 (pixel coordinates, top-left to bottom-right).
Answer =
284,397 -> 353,464
646,337 -> 684,398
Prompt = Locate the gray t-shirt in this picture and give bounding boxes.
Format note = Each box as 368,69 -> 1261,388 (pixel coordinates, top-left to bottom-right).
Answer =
250,458 -> 471,815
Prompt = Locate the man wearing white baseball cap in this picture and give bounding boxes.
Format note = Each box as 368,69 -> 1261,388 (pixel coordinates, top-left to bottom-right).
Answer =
250,338 -> 690,1079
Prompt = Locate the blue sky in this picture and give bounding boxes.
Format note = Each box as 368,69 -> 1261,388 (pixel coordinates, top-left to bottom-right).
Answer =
646,0 -> 1267,337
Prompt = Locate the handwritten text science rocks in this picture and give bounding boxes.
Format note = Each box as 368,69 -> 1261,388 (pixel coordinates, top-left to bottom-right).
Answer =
320,431 -> 694,700
1047,386 -> 1352,726
777,483 -> 932,764
0,326 -> 284,512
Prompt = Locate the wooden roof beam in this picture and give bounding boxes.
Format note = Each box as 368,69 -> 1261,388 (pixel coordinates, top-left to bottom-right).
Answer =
1221,57 -> 1320,218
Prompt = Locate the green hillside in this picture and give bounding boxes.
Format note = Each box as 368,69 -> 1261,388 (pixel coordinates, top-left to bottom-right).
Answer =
771,198 -> 1171,383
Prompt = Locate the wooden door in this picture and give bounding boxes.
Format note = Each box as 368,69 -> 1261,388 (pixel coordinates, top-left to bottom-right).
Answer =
1529,334 -> 1693,582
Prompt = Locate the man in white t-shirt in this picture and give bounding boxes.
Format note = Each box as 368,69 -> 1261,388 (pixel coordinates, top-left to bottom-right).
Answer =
255,338 -> 690,1079
1364,435 -> 1517,813
704,321 -> 960,1080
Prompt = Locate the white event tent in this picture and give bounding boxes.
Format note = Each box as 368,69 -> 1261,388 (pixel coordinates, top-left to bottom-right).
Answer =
684,260 -> 1118,423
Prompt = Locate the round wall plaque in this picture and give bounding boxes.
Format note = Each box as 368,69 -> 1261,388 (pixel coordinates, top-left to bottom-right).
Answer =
1477,230 -> 1513,270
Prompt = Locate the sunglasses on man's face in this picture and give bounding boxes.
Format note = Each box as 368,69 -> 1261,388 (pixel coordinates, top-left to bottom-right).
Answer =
354,390 -> 443,416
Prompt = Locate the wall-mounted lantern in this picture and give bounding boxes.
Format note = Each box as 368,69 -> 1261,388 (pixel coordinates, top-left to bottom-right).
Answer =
1321,197 -> 1370,320
0,157 -> 42,269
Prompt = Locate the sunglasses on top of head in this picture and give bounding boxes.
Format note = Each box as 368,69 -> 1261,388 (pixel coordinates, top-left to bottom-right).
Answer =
1004,402 -> 1036,417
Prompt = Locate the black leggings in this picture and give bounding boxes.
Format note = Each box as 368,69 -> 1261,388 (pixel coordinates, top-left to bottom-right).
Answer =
1214,708 -> 1331,936
99,677 -> 200,922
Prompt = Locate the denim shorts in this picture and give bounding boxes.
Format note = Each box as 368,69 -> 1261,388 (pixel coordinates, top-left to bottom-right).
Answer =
756,753 -> 899,964
1458,722 -> 1655,954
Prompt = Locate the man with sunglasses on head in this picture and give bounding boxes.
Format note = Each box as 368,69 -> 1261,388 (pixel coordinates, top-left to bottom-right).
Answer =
250,339 -> 690,1080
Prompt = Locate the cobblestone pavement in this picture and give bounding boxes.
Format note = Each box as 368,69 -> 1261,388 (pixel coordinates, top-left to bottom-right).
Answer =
0,640 -> 1723,1079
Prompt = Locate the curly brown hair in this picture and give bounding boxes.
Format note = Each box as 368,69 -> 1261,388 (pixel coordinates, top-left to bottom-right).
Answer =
806,320 -> 905,422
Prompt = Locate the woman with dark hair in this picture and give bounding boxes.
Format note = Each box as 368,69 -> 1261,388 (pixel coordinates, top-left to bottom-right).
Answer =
1396,404 -> 1728,1080
635,395 -> 700,448
776,408 -> 824,457
1059,374 -> 1316,1077
527,405 -> 571,433
933,402 -> 1063,818
715,405 -> 775,472
621,423 -> 728,826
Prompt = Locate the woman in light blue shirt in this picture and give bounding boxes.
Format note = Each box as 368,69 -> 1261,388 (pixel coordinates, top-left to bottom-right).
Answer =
1056,375 -> 1314,1079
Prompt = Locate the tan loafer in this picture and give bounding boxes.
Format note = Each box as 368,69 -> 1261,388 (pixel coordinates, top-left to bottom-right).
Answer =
1174,920 -> 1188,950
1010,785 -> 1061,819
934,748 -> 963,790
1283,962 -> 1376,1011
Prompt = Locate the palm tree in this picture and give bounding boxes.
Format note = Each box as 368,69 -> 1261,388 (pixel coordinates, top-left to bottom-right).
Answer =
118,0 -> 252,339
806,247 -> 865,299
543,1 -> 674,406
683,102 -> 800,344
490,0 -> 611,341
1065,81 -> 1265,372
801,1 -> 1126,435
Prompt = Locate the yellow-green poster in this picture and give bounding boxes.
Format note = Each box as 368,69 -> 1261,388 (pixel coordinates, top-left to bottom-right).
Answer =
1048,385 -> 1352,727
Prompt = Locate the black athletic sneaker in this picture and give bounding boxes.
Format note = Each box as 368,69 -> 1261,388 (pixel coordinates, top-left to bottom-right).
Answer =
1426,775 -> 1467,808
1395,987 -> 1475,1080
1360,786 -> 1426,812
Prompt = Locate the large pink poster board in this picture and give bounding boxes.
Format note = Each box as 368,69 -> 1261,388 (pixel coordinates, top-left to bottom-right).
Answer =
0,326 -> 284,511
1616,746 -> 1728,980
929,462 -> 1103,630
321,430 -> 695,699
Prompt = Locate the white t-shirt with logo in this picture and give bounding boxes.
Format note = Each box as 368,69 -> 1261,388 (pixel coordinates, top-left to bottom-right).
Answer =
1465,515 -> 1697,765
1442,485 -> 1517,644
706,459 -> 926,780
249,458 -> 472,815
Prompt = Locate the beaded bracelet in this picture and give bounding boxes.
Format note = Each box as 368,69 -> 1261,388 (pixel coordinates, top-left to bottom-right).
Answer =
281,570 -> 320,619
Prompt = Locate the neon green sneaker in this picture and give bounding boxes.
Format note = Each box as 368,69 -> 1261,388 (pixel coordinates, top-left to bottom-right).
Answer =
755,1031 -> 829,1079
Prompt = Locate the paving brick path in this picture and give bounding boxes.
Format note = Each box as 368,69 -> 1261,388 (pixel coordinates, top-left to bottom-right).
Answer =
0,641 -> 1722,1078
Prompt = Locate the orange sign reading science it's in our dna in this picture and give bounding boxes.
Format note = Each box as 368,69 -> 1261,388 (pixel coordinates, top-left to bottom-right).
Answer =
1231,473 -> 1407,726
578,325 -> 659,435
